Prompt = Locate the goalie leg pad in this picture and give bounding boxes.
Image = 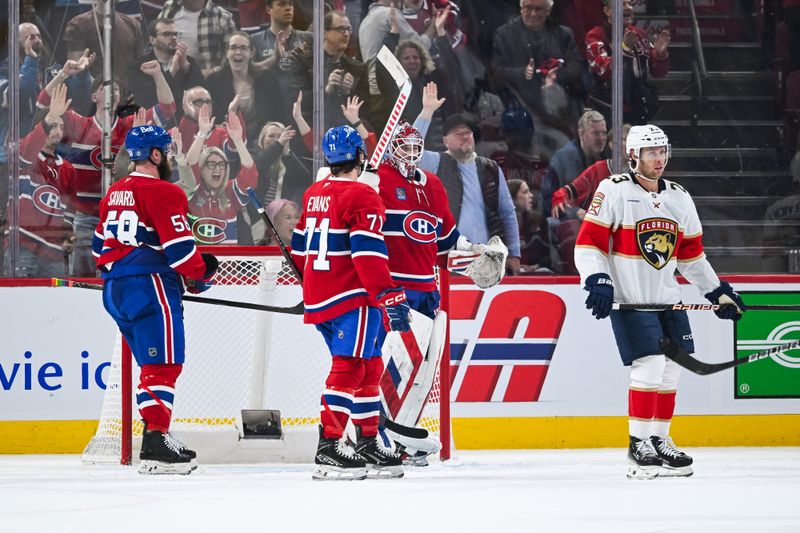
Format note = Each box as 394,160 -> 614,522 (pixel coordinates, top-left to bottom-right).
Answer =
137,364 -> 182,433
321,356 -> 363,439
352,357 -> 383,437
394,310 -> 447,428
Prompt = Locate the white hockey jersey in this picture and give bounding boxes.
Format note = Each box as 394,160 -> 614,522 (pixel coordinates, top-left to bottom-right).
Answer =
574,173 -> 720,304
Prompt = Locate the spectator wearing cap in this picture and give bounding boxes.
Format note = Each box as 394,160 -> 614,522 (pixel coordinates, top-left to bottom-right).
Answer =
415,108 -> 521,275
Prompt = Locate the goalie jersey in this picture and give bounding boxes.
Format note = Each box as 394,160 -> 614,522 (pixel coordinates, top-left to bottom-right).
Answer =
574,173 -> 720,304
291,176 -> 396,324
377,163 -> 460,291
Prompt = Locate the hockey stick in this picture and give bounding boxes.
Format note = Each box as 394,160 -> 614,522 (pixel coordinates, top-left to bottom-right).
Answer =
613,303 -> 800,311
381,413 -> 429,439
246,188 -> 304,283
50,278 -> 304,315
368,46 -> 412,169
659,336 -> 800,375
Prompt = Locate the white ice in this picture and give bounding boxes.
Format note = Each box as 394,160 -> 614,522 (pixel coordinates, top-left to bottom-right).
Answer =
1,448 -> 798,533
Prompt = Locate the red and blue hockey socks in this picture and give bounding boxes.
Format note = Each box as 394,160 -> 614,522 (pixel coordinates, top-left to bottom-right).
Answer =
320,356 -> 364,439
352,357 -> 384,438
137,364 -> 182,433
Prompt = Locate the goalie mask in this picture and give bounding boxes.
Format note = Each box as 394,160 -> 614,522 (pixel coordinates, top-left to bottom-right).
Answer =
388,121 -> 424,179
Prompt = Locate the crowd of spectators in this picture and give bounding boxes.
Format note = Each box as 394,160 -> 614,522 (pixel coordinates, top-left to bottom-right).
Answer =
1,0 -> 681,277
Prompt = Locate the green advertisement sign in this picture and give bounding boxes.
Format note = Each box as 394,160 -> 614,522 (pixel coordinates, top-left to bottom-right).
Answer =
735,292 -> 800,399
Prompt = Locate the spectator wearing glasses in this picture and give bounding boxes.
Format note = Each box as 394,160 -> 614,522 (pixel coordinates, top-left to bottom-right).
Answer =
176,110 -> 258,245
492,0 -> 584,156
206,31 -> 289,143
294,11 -> 371,131
251,0 -> 312,104
128,18 -> 206,113
177,86 -> 241,154
159,0 -> 237,75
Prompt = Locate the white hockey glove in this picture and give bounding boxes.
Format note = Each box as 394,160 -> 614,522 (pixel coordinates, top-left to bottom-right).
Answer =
464,235 -> 509,289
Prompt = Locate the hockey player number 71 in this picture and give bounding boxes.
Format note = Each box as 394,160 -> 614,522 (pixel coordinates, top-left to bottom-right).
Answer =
304,216 -> 332,271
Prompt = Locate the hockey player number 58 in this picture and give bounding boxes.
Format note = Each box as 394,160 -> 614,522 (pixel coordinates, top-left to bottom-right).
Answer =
103,210 -> 140,246
304,216 -> 332,271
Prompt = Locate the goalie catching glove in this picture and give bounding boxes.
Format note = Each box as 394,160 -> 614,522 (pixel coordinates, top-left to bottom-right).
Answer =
460,235 -> 509,289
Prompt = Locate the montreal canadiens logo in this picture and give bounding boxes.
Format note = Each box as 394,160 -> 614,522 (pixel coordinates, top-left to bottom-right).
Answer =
402,210 -> 438,244
89,146 -> 120,169
191,217 -> 228,244
32,185 -> 63,215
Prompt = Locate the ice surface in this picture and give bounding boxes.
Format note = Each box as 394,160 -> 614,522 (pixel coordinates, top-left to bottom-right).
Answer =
1,448 -> 798,533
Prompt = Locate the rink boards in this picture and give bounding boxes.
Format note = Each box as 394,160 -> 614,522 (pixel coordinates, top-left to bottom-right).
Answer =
0,275 -> 799,453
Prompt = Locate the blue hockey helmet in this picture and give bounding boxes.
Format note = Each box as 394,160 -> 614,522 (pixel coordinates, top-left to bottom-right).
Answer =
126,125 -> 172,161
322,125 -> 366,165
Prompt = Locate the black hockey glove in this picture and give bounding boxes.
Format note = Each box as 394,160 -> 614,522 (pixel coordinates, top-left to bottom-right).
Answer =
584,273 -> 614,320
184,277 -> 213,294
704,281 -> 746,321
201,253 -> 219,281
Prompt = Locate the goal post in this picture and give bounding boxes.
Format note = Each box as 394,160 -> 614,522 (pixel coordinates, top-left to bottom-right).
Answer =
82,245 -> 452,465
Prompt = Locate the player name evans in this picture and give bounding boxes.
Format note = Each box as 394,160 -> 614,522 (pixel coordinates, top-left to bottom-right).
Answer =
306,195 -> 330,212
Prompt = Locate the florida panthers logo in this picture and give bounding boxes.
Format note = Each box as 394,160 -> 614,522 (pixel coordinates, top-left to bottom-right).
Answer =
636,217 -> 678,270
191,217 -> 228,244
402,210 -> 438,244
32,184 -> 64,215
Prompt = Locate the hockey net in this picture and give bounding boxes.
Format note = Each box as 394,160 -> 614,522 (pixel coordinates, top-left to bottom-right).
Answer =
82,246 -> 451,465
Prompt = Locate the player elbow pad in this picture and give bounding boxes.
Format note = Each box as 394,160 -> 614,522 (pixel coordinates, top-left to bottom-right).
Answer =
201,253 -> 219,280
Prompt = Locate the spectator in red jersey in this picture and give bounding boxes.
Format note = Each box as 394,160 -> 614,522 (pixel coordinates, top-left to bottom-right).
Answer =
586,0 -> 670,125
178,106 -> 258,245
551,123 -> 632,219
8,84 -> 76,277
38,59 -> 176,276
507,178 -> 552,274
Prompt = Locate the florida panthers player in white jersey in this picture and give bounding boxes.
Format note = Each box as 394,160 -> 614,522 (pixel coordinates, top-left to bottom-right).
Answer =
574,125 -> 746,479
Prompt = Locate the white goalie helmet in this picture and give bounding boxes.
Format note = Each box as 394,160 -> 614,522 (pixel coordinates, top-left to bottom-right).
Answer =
388,121 -> 424,179
626,124 -> 671,170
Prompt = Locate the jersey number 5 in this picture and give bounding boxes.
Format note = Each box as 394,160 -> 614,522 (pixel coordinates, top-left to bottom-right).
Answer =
304,217 -> 331,271
103,210 -> 140,246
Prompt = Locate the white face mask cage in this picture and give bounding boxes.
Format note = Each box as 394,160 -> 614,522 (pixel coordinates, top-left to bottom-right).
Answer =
389,132 -> 424,178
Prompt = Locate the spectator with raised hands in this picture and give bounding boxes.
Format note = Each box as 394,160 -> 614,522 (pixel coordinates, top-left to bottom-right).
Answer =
37,59 -> 176,275
128,18 -> 206,112
206,31 -> 289,144
179,108 -> 258,245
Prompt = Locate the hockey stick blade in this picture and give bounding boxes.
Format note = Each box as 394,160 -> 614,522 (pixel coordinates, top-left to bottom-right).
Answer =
659,336 -> 800,375
51,278 -> 304,315
380,414 -> 429,439
369,80 -> 412,168
614,303 -> 800,311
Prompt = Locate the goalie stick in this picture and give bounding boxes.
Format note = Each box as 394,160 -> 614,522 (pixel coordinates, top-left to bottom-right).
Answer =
613,303 -> 800,312
369,46 -> 412,168
51,278 -> 304,315
381,414 -> 429,439
659,336 -> 800,375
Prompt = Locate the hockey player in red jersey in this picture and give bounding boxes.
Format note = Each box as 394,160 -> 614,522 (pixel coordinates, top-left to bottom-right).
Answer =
291,125 -> 411,480
574,125 -> 746,479
12,84 -> 77,276
39,60 -> 176,275
93,125 -> 218,475
369,121 -> 490,464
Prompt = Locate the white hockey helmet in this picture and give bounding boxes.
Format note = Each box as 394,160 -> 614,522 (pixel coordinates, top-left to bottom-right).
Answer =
626,124 -> 671,170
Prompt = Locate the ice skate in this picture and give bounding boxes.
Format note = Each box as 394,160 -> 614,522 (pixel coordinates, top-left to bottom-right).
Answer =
139,426 -> 197,475
627,435 -> 662,479
313,426 -> 367,481
651,436 -> 694,477
166,431 -> 196,460
355,425 -> 404,479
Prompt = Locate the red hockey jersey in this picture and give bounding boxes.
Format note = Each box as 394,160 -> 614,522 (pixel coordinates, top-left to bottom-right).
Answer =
377,163 -> 459,291
37,89 -> 175,217
92,171 -> 207,280
290,176 -> 395,324
186,163 -> 258,244
17,122 -> 77,259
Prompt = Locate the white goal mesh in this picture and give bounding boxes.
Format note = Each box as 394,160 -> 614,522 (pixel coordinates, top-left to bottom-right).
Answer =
82,247 -> 448,465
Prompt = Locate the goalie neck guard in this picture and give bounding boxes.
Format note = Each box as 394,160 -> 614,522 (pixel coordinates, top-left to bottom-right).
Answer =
387,121 -> 424,179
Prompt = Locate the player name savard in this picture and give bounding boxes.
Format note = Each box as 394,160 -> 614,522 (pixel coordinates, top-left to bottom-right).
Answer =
107,190 -> 136,207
